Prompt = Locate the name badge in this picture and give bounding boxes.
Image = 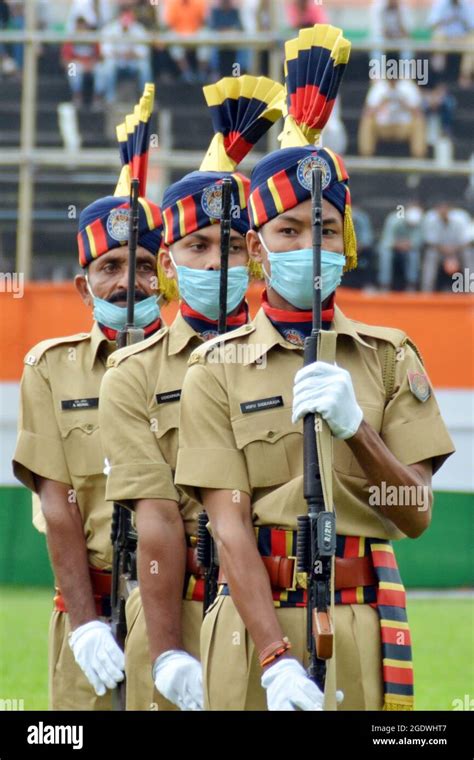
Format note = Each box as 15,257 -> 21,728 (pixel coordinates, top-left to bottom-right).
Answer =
61,398 -> 99,410
156,390 -> 182,404
240,396 -> 284,414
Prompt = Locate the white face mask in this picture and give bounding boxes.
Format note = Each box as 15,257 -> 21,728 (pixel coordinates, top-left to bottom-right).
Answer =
85,275 -> 160,330
258,233 -> 346,309
168,250 -> 249,321
405,207 -> 423,226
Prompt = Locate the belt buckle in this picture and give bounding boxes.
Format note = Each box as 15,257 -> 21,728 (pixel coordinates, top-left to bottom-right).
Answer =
287,556 -> 298,591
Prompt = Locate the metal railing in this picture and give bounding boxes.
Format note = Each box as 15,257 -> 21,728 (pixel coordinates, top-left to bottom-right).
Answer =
0,0 -> 473,277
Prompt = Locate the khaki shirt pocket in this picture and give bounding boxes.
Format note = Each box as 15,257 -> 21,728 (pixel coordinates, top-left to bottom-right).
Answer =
152,401 -> 179,470
231,407 -> 300,488
59,419 -> 105,476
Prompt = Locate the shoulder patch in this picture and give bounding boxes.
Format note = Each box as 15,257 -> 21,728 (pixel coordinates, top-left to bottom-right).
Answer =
187,323 -> 256,367
407,370 -> 431,402
23,333 -> 90,366
107,327 -> 168,368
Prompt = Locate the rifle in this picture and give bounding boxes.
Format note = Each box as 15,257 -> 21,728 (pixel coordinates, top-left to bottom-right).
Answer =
197,177 -> 232,615
296,167 -> 336,693
110,178 -> 143,710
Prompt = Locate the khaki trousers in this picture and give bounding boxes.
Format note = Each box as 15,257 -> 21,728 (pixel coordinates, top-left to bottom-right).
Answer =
200,596 -> 384,711
48,610 -> 112,711
124,587 -> 203,711
358,114 -> 427,158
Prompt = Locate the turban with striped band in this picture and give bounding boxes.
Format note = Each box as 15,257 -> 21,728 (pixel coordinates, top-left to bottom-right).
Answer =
158,75 -> 285,300
248,24 -> 357,271
161,75 -> 285,247
77,84 -> 162,267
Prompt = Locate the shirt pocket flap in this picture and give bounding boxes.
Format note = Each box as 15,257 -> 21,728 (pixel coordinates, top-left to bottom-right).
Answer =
231,408 -> 299,489
231,407 -> 296,448
152,401 -> 180,439
59,420 -> 104,476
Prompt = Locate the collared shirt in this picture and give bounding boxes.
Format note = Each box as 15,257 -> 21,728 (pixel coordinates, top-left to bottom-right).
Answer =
99,310 -> 204,534
175,306 -> 455,540
422,209 -> 472,248
13,322 -> 117,570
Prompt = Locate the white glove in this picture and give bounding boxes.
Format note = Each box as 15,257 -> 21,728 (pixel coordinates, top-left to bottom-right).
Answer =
292,361 -> 363,439
262,658 -> 344,711
152,650 -> 203,711
68,620 -> 125,696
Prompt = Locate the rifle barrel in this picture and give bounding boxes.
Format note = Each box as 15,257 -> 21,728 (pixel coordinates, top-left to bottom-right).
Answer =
218,177 -> 232,335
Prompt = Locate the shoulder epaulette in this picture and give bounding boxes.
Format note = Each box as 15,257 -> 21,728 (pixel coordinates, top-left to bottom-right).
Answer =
349,320 -> 407,349
106,326 -> 168,369
23,333 -> 90,366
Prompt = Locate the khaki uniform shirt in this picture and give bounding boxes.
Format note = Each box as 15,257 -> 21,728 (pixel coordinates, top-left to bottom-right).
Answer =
175,306 -> 455,540
13,323 -> 117,570
99,311 -> 204,536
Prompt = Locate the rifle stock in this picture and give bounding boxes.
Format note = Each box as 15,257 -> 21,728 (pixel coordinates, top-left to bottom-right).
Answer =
110,178 -> 143,710
198,177 -> 233,615
297,167 -> 336,693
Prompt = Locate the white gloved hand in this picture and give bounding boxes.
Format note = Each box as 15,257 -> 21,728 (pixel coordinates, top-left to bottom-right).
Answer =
152,650 -> 203,711
262,658 -> 344,711
292,361 -> 363,439
68,620 -> 125,696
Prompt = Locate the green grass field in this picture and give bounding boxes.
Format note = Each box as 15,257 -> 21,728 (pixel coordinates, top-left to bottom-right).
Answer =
0,587 -> 473,710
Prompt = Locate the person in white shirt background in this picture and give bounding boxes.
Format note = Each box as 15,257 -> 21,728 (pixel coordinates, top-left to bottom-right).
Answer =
421,202 -> 473,291
428,0 -> 474,87
100,5 -> 152,103
358,78 -> 427,158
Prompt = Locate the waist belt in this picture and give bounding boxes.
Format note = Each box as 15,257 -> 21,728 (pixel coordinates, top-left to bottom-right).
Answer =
217,554 -> 376,592
54,566 -> 112,617
183,541 -> 206,603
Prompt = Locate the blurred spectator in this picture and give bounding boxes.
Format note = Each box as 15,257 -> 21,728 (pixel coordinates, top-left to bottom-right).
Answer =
0,0 -> 16,75
378,201 -> 424,291
284,0 -> 328,30
423,82 -> 456,139
67,0 -> 114,32
322,98 -> 347,154
101,7 -> 152,104
428,0 -> 474,88
238,0 -> 272,74
370,0 -> 411,41
421,202 -> 473,291
61,16 -> 102,108
7,0 -> 23,70
132,0 -> 161,28
209,0 -> 246,78
370,0 -> 413,60
358,78 -> 427,158
240,0 -> 268,32
164,0 -> 209,83
343,205 -> 377,289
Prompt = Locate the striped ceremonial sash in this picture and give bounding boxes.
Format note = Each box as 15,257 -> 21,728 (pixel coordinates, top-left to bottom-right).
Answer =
369,539 -> 414,710
218,527 -> 414,710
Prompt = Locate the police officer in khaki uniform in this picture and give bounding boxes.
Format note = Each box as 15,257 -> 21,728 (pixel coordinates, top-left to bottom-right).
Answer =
175,26 -> 455,711
99,76 -> 284,711
12,89 -> 163,710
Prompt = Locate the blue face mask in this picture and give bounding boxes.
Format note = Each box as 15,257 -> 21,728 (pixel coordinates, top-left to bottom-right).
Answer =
169,251 -> 249,321
86,278 -> 160,331
258,234 -> 345,309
